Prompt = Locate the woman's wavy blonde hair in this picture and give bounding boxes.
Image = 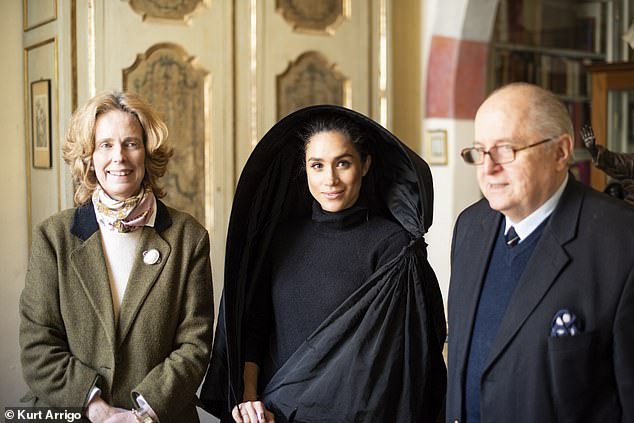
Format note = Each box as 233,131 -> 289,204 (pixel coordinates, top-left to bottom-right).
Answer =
63,91 -> 173,205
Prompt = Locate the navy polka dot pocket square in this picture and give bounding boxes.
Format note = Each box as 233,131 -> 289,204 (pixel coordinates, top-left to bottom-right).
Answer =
550,309 -> 580,337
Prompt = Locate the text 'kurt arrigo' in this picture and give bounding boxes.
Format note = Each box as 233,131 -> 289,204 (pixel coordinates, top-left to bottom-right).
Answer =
4,407 -> 83,423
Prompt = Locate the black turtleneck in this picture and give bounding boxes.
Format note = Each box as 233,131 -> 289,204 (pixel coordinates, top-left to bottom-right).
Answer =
245,201 -> 410,383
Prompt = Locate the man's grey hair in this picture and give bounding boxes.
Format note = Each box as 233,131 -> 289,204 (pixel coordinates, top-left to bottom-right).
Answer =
491,82 -> 575,163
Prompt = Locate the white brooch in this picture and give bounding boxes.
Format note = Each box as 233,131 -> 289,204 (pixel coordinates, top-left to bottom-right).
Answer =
143,249 -> 161,265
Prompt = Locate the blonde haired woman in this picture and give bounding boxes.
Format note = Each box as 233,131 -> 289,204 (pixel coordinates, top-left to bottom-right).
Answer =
20,91 -> 214,423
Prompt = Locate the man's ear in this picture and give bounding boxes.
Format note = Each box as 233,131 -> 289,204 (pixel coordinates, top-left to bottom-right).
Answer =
362,155 -> 372,176
555,134 -> 574,170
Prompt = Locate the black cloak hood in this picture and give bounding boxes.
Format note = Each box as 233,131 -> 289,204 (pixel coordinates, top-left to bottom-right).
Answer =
201,105 -> 446,422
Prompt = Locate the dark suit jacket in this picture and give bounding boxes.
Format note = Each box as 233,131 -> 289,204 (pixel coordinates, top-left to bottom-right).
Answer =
19,201 -> 214,423
447,177 -> 634,423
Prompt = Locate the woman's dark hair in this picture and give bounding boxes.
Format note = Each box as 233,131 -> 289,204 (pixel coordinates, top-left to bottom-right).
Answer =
291,111 -> 393,219
299,114 -> 370,164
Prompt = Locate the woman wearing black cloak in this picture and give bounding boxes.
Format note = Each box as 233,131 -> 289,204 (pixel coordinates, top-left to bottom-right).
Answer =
201,105 -> 446,423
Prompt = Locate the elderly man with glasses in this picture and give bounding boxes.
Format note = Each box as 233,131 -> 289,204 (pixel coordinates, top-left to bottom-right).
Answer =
445,82 -> 634,423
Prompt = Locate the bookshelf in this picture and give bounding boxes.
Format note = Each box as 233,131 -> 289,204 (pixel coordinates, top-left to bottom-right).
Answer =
587,62 -> 634,190
489,0 -> 612,185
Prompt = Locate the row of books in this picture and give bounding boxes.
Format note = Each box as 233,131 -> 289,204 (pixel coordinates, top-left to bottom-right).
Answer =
493,49 -> 592,98
493,0 -> 601,54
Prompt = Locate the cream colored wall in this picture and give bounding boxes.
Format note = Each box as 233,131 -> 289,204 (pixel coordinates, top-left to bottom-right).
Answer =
0,0 -> 30,408
423,117 -> 481,304
421,0 -> 488,305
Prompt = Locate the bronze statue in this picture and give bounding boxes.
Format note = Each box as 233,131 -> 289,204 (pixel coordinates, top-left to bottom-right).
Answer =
580,125 -> 634,204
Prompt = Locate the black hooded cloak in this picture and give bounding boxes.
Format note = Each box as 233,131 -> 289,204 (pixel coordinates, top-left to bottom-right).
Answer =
200,105 -> 446,423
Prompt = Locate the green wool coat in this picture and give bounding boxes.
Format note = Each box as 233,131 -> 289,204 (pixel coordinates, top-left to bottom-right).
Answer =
19,200 -> 214,423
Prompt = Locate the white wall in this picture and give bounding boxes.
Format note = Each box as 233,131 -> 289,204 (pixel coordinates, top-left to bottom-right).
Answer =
420,0 -> 483,305
424,118 -> 481,304
0,1 -> 30,408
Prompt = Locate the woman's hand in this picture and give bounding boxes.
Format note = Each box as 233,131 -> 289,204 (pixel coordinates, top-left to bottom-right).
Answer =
102,411 -> 138,423
235,362 -> 274,422
232,401 -> 275,423
86,397 -> 127,423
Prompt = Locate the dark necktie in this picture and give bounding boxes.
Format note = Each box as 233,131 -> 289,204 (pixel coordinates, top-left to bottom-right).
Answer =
505,226 -> 520,247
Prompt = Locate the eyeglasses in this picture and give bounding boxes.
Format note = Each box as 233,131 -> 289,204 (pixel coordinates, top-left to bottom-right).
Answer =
460,136 -> 558,165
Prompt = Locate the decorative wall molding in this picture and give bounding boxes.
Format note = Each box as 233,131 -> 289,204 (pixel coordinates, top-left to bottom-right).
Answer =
277,51 -> 349,119
24,37 -> 60,244
123,43 -> 210,225
71,0 -> 77,111
23,0 -> 57,31
276,0 -> 349,35
126,0 -> 205,22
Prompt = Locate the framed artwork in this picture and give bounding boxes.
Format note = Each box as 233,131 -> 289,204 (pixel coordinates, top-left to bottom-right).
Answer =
31,79 -> 52,169
426,129 -> 448,165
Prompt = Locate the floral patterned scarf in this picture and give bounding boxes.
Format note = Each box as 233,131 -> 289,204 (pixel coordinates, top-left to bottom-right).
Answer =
92,185 -> 155,233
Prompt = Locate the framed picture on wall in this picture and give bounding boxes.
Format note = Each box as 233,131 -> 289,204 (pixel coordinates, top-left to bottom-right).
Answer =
425,129 -> 448,165
31,79 -> 52,169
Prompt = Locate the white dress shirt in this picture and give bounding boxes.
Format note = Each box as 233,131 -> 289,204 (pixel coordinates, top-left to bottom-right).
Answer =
504,174 -> 568,243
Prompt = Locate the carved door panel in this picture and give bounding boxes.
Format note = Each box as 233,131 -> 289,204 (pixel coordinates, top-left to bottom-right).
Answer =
234,0 -> 382,170
75,0 -> 233,308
